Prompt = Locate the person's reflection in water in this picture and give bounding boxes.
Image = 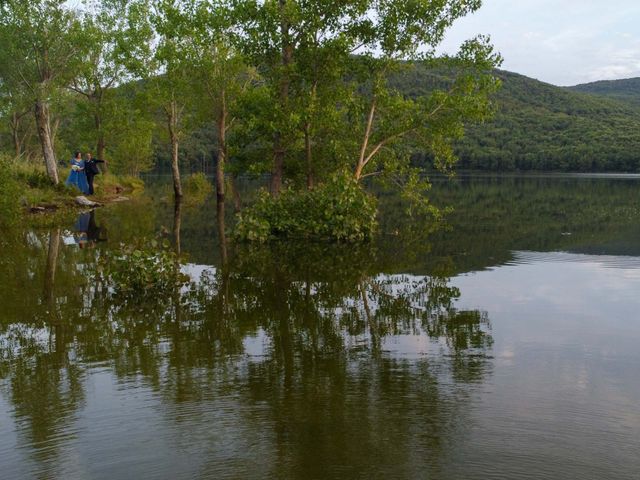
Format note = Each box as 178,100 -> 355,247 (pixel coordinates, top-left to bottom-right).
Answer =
73,210 -> 106,248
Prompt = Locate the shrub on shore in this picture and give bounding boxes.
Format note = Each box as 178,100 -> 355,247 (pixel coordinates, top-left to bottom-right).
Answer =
94,173 -> 145,195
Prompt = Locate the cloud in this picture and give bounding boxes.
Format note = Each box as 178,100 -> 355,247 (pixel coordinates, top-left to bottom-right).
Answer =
438,0 -> 640,85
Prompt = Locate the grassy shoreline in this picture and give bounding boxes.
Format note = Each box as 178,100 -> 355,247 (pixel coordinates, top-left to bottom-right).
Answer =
0,156 -> 144,227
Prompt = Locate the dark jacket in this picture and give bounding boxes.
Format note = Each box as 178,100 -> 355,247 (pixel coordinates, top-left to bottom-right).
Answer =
85,159 -> 104,176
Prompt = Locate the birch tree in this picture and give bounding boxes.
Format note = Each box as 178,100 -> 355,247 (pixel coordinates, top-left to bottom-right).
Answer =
189,0 -> 253,206
71,0 -> 153,163
148,0 -> 194,199
0,0 -> 83,184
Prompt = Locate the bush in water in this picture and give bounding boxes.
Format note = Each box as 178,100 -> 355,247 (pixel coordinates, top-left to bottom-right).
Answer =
234,171 -> 378,242
184,173 -> 213,203
98,239 -> 189,300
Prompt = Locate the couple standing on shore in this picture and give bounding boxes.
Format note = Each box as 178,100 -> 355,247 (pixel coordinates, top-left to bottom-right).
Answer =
66,151 -> 105,195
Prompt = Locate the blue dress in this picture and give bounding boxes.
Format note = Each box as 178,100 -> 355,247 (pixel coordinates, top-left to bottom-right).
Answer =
66,158 -> 90,194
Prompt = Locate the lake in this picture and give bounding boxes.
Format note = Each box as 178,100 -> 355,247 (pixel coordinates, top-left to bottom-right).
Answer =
1,174 -> 639,479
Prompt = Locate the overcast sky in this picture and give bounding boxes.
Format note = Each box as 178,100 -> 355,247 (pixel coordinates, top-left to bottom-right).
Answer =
438,0 -> 640,86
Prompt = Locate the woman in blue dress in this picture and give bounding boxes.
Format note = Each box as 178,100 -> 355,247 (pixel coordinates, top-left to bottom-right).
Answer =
66,151 -> 90,194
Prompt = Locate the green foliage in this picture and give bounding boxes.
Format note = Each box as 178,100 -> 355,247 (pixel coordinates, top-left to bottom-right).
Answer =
9,160 -> 51,189
94,173 -> 145,195
98,239 -> 189,301
232,0 -> 501,188
438,70 -> 640,172
0,156 -> 80,219
108,114 -> 156,175
0,156 -> 21,227
116,175 -> 145,192
184,172 -> 213,202
235,171 -> 378,242
569,77 -> 640,107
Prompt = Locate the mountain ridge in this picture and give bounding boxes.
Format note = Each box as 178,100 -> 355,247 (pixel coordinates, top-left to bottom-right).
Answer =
567,77 -> 640,107
427,70 -> 640,171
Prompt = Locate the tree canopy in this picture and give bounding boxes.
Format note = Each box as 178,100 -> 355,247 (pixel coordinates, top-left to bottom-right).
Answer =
0,0 -> 504,239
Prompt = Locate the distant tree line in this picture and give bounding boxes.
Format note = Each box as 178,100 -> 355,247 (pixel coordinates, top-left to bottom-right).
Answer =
407,70 -> 640,172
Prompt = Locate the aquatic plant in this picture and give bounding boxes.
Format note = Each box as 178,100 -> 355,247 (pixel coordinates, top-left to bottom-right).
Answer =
98,240 -> 189,301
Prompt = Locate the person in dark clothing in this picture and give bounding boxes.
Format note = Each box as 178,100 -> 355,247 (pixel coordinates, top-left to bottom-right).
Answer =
86,210 -> 107,244
84,152 -> 105,195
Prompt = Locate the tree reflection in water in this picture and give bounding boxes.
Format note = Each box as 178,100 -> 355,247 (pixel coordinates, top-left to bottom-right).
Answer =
0,208 -> 492,479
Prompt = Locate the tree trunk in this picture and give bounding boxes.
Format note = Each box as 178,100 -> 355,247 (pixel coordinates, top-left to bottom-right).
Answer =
216,200 -> 230,334
34,100 -> 59,185
216,89 -> 227,205
271,0 -> 293,196
229,174 -> 242,211
95,112 -> 106,169
10,112 -> 22,158
271,133 -> 285,195
168,99 -> 182,199
217,199 -> 228,267
304,122 -> 314,189
173,198 -> 182,257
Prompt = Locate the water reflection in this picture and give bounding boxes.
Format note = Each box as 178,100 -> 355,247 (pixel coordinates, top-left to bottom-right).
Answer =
5,175 -> 640,479
0,206 -> 492,479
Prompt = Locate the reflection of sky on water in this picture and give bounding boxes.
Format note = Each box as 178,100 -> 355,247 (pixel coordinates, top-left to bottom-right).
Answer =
454,252 -> 640,338
447,251 -> 640,480
2,244 -> 639,478
242,328 -> 271,357
181,263 -> 216,282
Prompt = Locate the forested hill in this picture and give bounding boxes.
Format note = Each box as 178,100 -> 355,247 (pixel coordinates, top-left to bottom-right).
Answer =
568,77 -> 640,107
401,68 -> 640,172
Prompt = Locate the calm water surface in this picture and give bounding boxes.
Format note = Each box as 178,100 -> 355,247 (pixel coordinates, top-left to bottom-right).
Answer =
1,175 -> 639,479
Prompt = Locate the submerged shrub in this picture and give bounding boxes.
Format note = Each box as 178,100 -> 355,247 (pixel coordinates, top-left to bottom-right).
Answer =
184,173 -> 213,203
98,240 -> 189,300
234,171 -> 378,242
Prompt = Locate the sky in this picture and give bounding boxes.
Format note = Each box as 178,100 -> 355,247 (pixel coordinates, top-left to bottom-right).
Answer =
438,0 -> 640,86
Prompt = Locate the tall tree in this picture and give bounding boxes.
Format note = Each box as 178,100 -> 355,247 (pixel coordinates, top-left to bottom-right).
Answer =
0,86 -> 33,158
348,1 -> 501,189
0,0 -> 83,184
70,0 -> 153,163
189,0 -> 253,205
234,0 -> 363,194
233,0 -> 500,203
148,0 -> 196,199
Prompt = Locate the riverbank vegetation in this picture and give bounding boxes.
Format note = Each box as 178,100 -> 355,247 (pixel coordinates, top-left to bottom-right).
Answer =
0,0 -> 502,239
1,3 -> 639,236
0,153 -> 144,225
